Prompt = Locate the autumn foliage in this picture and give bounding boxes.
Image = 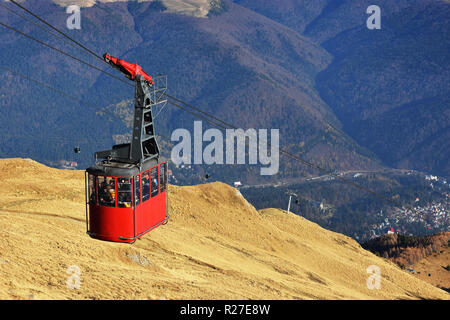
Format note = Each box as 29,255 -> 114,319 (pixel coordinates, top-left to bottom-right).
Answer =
362,232 -> 450,267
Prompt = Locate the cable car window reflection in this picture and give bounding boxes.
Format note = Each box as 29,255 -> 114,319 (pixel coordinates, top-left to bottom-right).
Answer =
98,176 -> 116,207
160,163 -> 167,193
88,174 -> 96,204
151,167 -> 159,197
142,171 -> 150,202
117,178 -> 132,208
134,175 -> 141,205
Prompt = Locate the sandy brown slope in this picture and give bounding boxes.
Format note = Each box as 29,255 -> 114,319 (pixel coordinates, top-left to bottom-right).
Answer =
0,158 -> 448,300
409,247 -> 450,291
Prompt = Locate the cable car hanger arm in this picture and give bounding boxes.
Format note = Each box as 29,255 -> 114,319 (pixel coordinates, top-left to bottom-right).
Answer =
103,53 -> 154,85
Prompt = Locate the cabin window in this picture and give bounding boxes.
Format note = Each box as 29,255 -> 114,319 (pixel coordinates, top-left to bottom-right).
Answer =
142,171 -> 150,202
160,163 -> 167,193
88,174 -> 96,205
151,167 -> 159,197
134,175 -> 141,205
117,178 -> 132,208
98,176 -> 116,207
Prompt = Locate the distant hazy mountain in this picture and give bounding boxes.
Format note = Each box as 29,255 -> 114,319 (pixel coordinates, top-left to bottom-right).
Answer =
0,0 -> 448,180
316,1 -> 450,177
0,0 -> 378,181
237,0 -> 450,177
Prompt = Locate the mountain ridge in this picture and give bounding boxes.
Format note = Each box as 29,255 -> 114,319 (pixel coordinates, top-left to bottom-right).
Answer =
0,0 -> 381,183
0,1 -> 448,183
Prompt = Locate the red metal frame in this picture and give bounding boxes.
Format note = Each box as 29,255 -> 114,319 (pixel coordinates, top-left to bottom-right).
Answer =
86,162 -> 168,243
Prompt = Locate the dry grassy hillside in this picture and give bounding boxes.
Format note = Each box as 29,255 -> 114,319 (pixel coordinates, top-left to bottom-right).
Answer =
410,247 -> 450,292
0,158 -> 448,300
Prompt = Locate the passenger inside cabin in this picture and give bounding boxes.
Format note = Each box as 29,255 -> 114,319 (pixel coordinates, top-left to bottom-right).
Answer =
142,173 -> 150,201
150,167 -> 159,197
107,184 -> 116,202
89,189 -> 96,204
151,178 -> 158,196
99,180 -> 115,206
118,192 -> 131,208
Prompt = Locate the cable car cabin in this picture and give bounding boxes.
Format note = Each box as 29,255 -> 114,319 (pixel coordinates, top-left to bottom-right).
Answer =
85,161 -> 168,243
84,73 -> 169,243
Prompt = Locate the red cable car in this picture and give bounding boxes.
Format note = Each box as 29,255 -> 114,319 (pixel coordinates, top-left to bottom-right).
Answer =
85,55 -> 169,243
86,161 -> 168,243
